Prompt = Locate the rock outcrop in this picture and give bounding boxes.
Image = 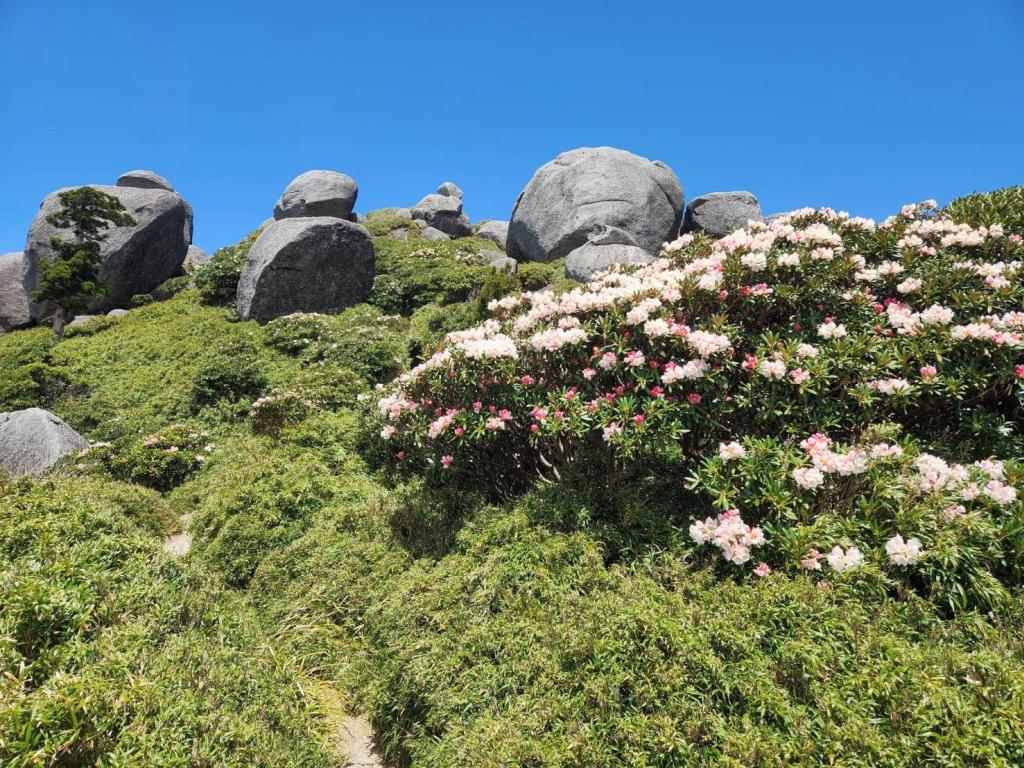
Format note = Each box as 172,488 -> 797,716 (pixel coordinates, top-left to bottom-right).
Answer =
564,226 -> 654,282
274,171 -> 358,221
0,407 -> 88,476
475,220 -> 509,251
681,191 -> 762,237
22,180 -> 193,319
507,147 -> 684,265
117,169 -> 175,192
0,252 -> 30,330
412,193 -> 472,238
420,226 -> 450,241
236,217 -> 375,321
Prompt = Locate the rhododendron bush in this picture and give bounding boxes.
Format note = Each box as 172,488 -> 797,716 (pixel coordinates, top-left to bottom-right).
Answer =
371,201 -> 1023,608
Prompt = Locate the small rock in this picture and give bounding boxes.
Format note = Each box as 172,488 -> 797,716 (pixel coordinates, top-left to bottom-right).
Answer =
475,220 -> 509,251
394,208 -> 413,220
682,191 -> 762,237
488,254 -> 517,275
420,227 -> 450,241
0,252 -> 30,330
349,212 -> 366,224
117,170 -> 175,192
437,181 -> 464,199
184,245 -> 210,271
274,170 -> 358,221
107,308 -> 129,317
389,228 -> 410,241
0,407 -> 88,476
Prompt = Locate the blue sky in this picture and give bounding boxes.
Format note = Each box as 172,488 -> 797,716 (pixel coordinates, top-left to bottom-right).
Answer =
1,0 -> 1022,255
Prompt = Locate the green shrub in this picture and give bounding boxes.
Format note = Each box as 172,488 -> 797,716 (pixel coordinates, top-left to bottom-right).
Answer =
80,423 -> 214,491
190,339 -> 270,416
194,229 -> 262,305
944,185 -> 1024,236
363,207 -> 423,238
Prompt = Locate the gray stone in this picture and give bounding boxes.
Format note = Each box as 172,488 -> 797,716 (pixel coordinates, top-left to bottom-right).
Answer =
394,208 -> 413,220
475,220 -> 509,251
349,212 -> 366,224
682,191 -> 762,237
260,218 -> 276,230
437,181 -> 464,199
0,407 -> 88,476
389,228 -> 410,241
420,226 -> 450,241
508,147 -> 684,264
0,253 -> 30,330
117,170 -> 175,192
67,314 -> 97,327
23,184 -> 192,320
184,245 -> 210,271
762,211 -> 792,226
107,308 -> 129,317
563,226 -> 655,282
412,194 -> 472,237
487,254 -> 517,275
236,217 -> 375,321
273,171 -> 358,221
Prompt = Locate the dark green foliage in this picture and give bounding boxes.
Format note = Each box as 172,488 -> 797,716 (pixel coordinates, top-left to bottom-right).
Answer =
408,301 -> 477,358
32,187 -> 136,338
363,208 -> 423,238
0,328 -> 79,411
0,476 -> 335,766
83,424 -> 212,491
194,229 -> 262,305
944,185 -> 1024,236
190,339 -> 270,416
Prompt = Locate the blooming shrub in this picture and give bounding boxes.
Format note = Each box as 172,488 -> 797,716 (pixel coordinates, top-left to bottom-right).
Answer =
77,424 -> 215,491
371,199 -> 1024,608
250,388 -> 321,436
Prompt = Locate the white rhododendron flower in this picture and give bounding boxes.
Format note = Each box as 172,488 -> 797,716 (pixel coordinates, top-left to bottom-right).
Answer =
886,535 -> 923,566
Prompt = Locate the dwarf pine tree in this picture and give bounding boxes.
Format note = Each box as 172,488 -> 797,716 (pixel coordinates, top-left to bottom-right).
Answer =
32,187 -> 136,339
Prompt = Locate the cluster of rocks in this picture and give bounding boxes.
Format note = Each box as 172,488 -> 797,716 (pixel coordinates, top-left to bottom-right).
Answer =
236,171 -> 376,321
2,170 -> 196,331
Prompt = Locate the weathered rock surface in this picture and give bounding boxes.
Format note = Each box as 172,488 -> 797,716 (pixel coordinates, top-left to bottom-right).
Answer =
437,181 -> 464,199
68,315 -> 97,327
0,407 -> 88,476
412,194 -> 472,238
486,253 -> 517,275
508,147 -> 684,264
184,245 -> 210,271
420,226 -> 450,241
475,220 -> 509,251
117,169 -> 175,192
394,208 -> 413,220
273,171 -> 358,221
236,217 -> 375,321
107,308 -> 129,317
564,226 -> 654,282
22,183 -> 193,320
0,252 -> 30,330
682,191 -> 762,237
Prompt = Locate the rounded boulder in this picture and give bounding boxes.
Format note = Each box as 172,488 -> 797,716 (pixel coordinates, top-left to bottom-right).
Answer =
508,147 -> 685,264
274,171 -> 358,221
236,217 -> 375,321
22,184 -> 193,320
682,191 -> 762,237
0,407 -> 88,476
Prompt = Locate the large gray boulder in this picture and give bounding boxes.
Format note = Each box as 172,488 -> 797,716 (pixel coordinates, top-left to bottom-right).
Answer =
22,184 -> 193,320
508,147 -> 684,264
420,226 -> 450,241
682,191 -> 762,237
475,220 -> 509,251
184,245 -> 210,271
0,408 -> 88,476
273,171 -> 358,221
564,227 -> 654,282
0,252 -> 30,330
237,217 -> 375,321
412,194 -> 472,238
117,169 -> 175,192
437,181 -> 464,199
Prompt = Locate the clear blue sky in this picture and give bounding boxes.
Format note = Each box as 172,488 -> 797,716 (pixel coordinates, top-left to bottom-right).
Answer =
2,0 -> 1022,255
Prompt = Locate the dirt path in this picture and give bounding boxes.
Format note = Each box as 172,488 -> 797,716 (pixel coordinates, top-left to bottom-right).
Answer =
312,681 -> 386,767
162,513 -> 193,556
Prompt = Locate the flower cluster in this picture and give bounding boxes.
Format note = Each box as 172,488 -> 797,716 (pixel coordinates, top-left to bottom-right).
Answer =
689,508 -> 765,564
77,424 -> 214,491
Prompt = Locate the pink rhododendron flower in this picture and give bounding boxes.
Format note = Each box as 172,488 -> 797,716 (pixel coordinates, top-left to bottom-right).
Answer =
440,455 -> 453,468
754,563 -> 771,577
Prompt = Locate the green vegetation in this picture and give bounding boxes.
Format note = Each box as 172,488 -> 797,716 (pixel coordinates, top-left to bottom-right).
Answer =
194,227 -> 264,305
1,191 -> 1023,765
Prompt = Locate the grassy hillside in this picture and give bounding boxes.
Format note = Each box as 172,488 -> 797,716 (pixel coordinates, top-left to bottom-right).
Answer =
2,199 -> 1023,766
